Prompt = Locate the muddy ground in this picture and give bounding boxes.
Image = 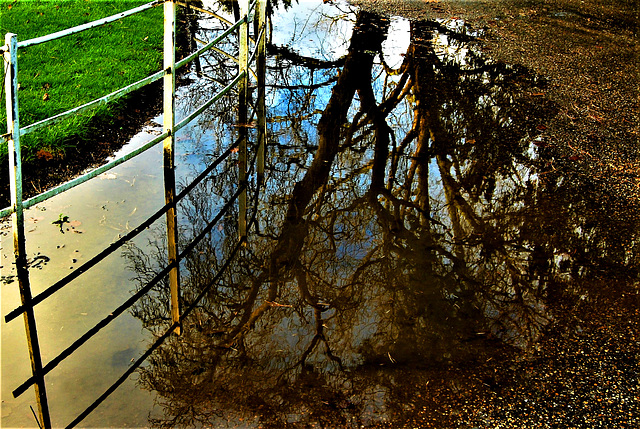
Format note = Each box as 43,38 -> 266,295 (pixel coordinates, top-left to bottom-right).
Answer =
0,85 -> 163,209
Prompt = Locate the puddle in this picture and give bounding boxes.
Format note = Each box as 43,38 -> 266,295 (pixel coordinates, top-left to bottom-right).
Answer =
126,1 -> 639,427
2,1 -> 639,427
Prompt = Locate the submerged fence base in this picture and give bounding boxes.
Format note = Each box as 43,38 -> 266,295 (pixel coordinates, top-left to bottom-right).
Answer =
2,0 -> 267,427
4,31 -> 52,429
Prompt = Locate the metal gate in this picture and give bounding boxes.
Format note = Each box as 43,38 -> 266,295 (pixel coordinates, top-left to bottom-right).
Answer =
1,0 -> 267,426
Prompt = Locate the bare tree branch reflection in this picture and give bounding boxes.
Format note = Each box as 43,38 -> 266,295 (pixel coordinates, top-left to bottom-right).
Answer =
123,5 -> 640,427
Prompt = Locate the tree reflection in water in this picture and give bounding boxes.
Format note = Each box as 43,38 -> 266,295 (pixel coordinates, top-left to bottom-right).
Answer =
124,4 -> 639,427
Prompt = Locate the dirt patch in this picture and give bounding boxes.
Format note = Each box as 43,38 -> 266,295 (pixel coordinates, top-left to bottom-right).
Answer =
358,284 -> 640,428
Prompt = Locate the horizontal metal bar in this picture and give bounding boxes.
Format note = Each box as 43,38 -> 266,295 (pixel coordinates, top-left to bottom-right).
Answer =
5,206 -> 170,323
0,206 -> 10,218
180,181 -> 244,265
195,42 -> 259,81
249,0 -> 258,20
13,255 -> 179,398
65,176 -> 257,428
175,137 -> 240,202
0,130 -> 170,219
176,216 -> 245,320
66,187 -> 253,427
248,27 -> 265,67
177,2 -> 256,44
174,71 -> 245,133
20,69 -> 165,137
177,177 -> 261,330
175,1 -> 232,26
17,0 -> 164,48
175,16 -> 245,70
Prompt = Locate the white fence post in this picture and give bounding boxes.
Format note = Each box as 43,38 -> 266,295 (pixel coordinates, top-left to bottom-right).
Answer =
163,0 -> 181,334
238,0 -> 249,240
256,0 -> 267,182
4,32 -> 52,429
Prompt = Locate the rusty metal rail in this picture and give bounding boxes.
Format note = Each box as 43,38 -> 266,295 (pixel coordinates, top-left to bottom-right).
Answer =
1,0 -> 268,427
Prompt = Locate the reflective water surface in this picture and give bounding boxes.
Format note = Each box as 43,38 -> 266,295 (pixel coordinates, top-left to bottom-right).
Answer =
2,1 -> 638,427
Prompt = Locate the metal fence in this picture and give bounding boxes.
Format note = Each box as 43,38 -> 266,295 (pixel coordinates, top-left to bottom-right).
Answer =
1,0 -> 267,427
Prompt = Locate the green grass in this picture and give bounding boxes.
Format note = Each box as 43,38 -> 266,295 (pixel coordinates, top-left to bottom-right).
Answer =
0,0 -> 164,162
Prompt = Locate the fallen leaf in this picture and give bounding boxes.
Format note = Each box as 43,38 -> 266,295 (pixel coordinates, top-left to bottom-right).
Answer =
36,149 -> 54,161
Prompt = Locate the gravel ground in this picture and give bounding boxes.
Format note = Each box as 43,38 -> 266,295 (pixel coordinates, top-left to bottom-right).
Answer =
453,290 -> 640,428
354,286 -> 639,428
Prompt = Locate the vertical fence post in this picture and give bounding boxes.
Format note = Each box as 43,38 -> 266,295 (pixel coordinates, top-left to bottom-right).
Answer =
4,33 -> 52,429
163,1 -> 181,334
256,0 -> 267,183
237,0 -> 249,240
